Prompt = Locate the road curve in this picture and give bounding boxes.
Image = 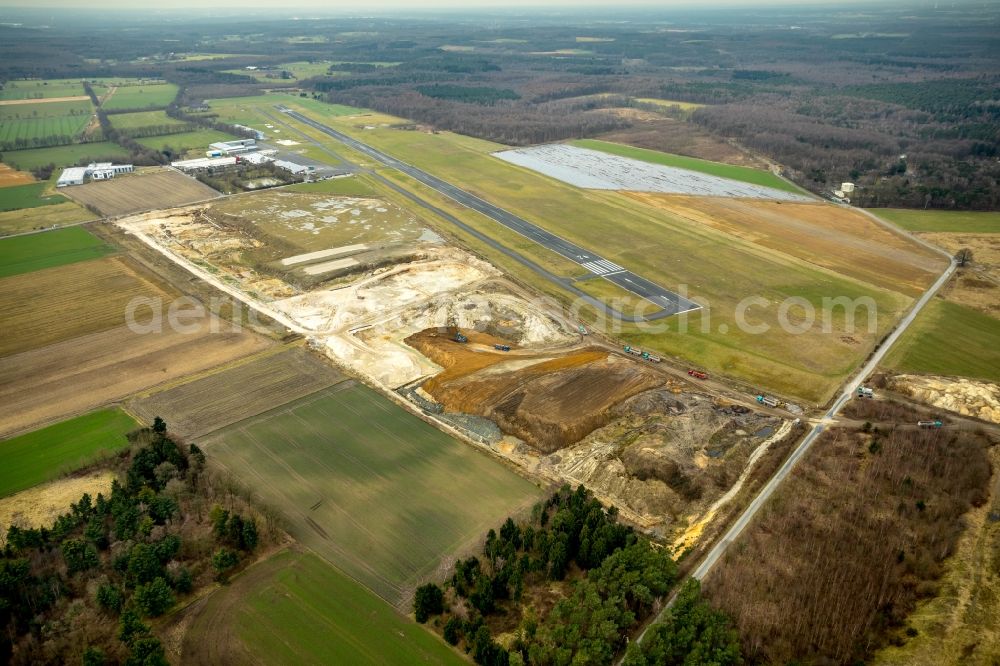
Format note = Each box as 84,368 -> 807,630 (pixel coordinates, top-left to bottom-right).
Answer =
277,106 -> 701,320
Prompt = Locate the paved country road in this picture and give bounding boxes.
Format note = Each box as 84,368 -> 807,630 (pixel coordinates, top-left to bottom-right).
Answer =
277,106 -> 701,320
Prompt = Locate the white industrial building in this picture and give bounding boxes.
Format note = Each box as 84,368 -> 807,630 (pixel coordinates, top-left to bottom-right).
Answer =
273,160 -> 314,176
209,139 -> 258,155
170,156 -> 239,173
56,162 -> 134,187
239,152 -> 273,165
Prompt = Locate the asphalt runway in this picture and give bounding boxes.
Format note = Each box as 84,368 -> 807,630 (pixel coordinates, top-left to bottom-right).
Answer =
278,107 -> 701,319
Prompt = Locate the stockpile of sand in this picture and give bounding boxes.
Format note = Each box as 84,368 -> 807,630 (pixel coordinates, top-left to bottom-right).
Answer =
894,374 -> 1000,423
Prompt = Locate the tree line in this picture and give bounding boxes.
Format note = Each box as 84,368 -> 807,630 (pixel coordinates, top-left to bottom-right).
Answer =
414,485 -> 741,666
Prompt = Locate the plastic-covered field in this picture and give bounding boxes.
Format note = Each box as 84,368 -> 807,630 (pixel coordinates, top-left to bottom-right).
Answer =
494,144 -> 812,201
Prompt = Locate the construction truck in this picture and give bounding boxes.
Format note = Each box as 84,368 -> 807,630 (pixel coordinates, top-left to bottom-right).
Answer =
756,395 -> 783,409
646,354 -> 662,363
917,420 -> 943,429
688,369 -> 708,380
623,345 -> 643,357
578,325 -> 588,335
493,344 -> 511,352
857,386 -> 874,399
452,331 -> 468,343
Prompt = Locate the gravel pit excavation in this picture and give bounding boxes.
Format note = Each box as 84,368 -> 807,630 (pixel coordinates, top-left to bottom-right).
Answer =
494,144 -> 813,201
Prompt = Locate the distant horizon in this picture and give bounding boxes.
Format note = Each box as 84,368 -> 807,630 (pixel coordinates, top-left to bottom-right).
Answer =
0,0 -> 952,10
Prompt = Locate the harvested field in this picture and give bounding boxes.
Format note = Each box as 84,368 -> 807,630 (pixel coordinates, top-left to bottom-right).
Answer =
63,169 -> 221,217
0,255 -> 169,355
409,329 -> 664,452
0,225 -> 114,278
626,195 -> 944,295
0,408 -> 136,497
704,425 -> 995,665
178,548 -> 465,665
0,320 -> 270,437
128,346 -> 346,438
202,383 -> 542,605
0,201 -> 95,236
0,163 -> 35,187
495,144 -> 811,201
0,470 -> 115,544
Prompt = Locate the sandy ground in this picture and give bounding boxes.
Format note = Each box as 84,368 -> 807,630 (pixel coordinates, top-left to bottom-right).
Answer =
0,471 -> 115,545
894,374 -> 1000,424
0,163 -> 35,187
494,144 -> 812,201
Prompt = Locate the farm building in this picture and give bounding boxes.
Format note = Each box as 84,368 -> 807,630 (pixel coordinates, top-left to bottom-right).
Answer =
56,163 -> 134,187
56,167 -> 88,187
209,139 -> 257,155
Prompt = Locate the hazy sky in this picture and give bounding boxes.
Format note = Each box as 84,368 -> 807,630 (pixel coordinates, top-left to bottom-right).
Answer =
0,0 -> 892,7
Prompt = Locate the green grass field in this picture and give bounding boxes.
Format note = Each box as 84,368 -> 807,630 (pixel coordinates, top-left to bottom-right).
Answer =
134,129 -> 235,153
884,298 -> 1000,381
571,139 -> 806,194
0,79 -> 86,101
102,83 -> 179,111
224,61 -> 344,81
203,383 -> 541,604
107,109 -> 187,131
0,408 -> 138,497
870,208 -> 1000,233
0,182 -> 68,212
0,226 -> 116,277
206,94 -> 360,130
284,175 -> 377,196
0,201 -> 96,236
0,115 -> 92,145
2,142 -> 130,170
184,549 -> 465,665
0,100 -> 92,120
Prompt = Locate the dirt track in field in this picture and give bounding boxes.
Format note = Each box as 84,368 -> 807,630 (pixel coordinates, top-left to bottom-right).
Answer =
0,96 -> 91,106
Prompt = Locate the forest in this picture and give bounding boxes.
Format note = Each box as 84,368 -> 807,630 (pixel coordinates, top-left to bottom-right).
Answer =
0,419 -> 273,665
414,485 -> 742,666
